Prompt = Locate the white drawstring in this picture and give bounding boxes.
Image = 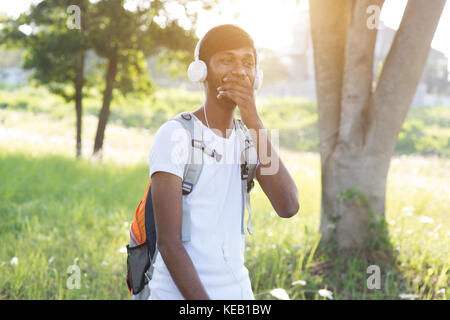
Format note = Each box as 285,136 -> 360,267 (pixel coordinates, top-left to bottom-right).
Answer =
222,242 -> 245,299
203,103 -> 210,128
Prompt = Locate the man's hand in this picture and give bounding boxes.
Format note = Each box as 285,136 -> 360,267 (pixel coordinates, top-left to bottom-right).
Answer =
216,74 -> 258,126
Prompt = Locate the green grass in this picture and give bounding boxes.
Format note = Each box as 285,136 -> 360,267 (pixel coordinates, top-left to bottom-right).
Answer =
0,150 -> 147,299
0,88 -> 449,300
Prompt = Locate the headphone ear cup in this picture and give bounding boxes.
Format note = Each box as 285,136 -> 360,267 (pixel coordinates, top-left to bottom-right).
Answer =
253,68 -> 263,90
188,60 -> 207,83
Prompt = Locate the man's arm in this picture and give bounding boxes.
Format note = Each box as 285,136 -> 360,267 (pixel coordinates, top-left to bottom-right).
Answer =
245,115 -> 300,218
217,74 -> 299,218
150,171 -> 210,299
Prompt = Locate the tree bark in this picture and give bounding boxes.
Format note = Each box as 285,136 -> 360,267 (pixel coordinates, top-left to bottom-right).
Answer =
93,51 -> 118,158
309,0 -> 351,168
310,0 -> 446,250
74,53 -> 85,159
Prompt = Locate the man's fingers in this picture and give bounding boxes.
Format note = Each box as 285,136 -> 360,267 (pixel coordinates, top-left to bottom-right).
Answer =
223,74 -> 252,88
217,89 -> 247,103
217,83 -> 249,95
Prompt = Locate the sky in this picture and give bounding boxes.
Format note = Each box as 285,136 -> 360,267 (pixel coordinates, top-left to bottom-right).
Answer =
0,0 -> 449,59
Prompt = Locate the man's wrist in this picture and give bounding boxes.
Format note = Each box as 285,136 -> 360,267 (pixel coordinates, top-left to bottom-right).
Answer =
240,108 -> 263,130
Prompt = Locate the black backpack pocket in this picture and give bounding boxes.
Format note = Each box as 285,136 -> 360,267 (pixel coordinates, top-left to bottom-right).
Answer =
126,242 -> 151,295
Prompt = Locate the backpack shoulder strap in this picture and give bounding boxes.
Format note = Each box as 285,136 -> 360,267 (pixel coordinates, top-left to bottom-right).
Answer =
171,112 -> 204,195
234,118 -> 258,183
234,118 -> 258,236
170,112 -> 204,242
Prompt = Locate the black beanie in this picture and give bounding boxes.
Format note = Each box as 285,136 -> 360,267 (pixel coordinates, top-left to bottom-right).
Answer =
198,24 -> 256,66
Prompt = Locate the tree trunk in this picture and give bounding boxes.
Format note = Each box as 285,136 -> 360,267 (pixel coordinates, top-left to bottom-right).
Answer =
310,0 -> 446,250
93,51 -> 118,158
74,53 -> 85,159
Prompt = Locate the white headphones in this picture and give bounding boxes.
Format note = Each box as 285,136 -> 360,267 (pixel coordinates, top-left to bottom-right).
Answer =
187,35 -> 264,90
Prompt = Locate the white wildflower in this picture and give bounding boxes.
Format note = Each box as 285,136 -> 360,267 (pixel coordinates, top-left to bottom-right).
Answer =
268,231 -> 273,237
419,216 -> 434,224
292,280 -> 306,286
118,247 -> 127,254
399,293 -> 419,300
318,289 -> 333,299
270,288 -> 290,300
405,229 -> 413,235
436,288 -> 445,295
402,206 -> 415,213
48,256 -> 55,265
402,206 -> 414,216
10,257 -> 19,266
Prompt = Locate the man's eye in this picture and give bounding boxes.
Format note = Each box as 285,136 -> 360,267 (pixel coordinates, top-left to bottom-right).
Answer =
244,60 -> 254,67
222,57 -> 233,64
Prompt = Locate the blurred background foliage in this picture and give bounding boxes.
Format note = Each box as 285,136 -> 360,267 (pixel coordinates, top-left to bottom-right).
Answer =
1,85 -> 449,157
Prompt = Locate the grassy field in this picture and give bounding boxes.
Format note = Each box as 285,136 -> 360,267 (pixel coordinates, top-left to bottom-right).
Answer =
0,87 -> 449,300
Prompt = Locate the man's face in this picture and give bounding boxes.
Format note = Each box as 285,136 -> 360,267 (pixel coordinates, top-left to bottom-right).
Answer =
205,47 -> 256,104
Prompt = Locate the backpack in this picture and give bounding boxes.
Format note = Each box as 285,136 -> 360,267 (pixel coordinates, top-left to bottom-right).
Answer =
125,111 -> 258,300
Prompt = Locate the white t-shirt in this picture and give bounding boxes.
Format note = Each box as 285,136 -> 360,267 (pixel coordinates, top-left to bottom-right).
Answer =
147,114 -> 255,300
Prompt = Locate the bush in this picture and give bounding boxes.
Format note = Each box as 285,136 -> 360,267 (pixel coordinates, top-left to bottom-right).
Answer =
396,116 -> 450,156
396,119 -> 426,154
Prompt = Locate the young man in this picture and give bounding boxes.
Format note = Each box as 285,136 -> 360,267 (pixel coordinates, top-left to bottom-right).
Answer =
148,24 -> 299,300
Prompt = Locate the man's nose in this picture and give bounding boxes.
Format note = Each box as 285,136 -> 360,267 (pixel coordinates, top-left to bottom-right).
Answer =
230,68 -> 247,79
230,60 -> 248,75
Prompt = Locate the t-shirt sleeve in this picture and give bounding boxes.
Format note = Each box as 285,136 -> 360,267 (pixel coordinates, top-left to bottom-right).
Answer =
148,120 -> 190,180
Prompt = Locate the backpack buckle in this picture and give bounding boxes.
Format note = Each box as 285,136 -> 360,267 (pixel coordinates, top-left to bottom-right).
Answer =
192,139 -> 205,150
182,181 -> 193,195
241,163 -> 249,180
